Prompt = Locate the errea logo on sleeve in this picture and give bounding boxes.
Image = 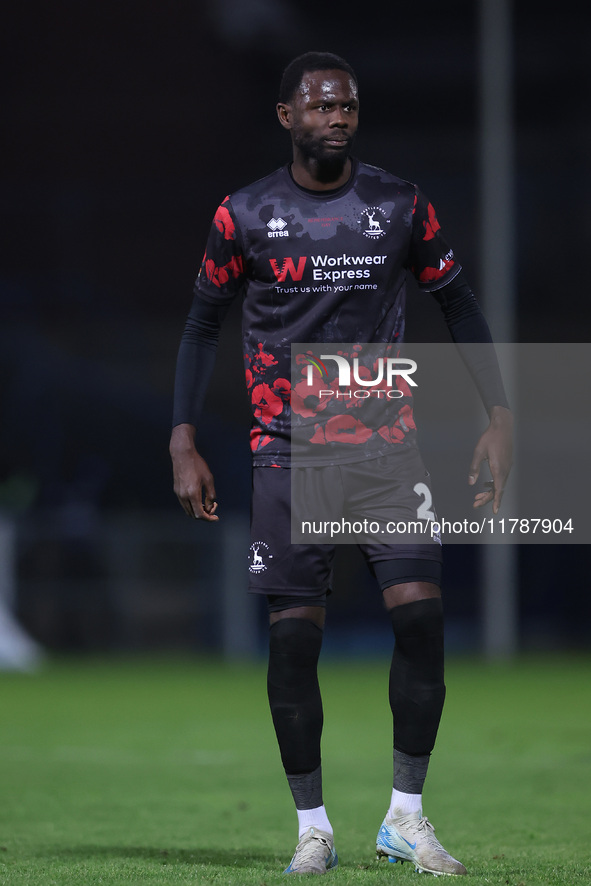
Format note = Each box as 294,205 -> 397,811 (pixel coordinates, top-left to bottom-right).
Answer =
267,218 -> 289,238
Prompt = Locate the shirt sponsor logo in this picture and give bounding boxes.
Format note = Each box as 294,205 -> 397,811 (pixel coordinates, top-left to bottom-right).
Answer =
269,253 -> 388,284
359,206 -> 389,239
269,256 -> 307,281
311,253 -> 386,281
267,217 -> 289,238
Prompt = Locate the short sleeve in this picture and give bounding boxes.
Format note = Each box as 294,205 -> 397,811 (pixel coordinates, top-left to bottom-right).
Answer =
194,196 -> 246,305
408,188 -> 461,292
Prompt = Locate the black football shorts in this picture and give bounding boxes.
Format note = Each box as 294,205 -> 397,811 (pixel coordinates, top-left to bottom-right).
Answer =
248,448 -> 442,598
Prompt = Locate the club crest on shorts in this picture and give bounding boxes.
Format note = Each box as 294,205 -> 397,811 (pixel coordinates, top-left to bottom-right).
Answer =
249,541 -> 273,573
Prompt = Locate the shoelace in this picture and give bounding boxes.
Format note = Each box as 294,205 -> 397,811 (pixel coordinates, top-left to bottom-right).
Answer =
414,817 -> 450,853
390,813 -> 435,835
294,832 -> 330,862
416,816 -> 435,834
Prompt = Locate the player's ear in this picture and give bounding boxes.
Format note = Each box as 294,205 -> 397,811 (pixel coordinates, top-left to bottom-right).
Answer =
277,102 -> 292,130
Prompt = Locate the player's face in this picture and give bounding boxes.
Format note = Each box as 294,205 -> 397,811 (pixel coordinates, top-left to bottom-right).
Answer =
280,69 -> 359,167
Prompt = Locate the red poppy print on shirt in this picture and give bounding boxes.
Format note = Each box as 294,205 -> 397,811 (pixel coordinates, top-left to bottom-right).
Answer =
422,202 -> 441,241
245,344 -> 291,452
203,254 -> 244,288
213,197 -> 236,240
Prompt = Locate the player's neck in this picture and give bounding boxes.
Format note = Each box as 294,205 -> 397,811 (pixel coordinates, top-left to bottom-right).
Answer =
289,156 -> 353,191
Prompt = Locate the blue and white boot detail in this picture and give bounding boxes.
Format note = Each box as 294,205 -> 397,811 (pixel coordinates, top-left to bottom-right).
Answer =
376,811 -> 466,876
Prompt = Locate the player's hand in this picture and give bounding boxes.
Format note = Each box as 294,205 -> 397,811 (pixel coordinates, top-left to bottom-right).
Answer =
169,424 -> 219,521
468,405 -> 513,514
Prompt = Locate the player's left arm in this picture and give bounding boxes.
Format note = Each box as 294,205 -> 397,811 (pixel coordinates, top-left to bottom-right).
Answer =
466,405 -> 513,514
409,188 -> 513,512
432,271 -> 513,514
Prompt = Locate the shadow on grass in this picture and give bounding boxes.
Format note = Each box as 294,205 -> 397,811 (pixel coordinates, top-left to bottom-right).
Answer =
35,846 -> 278,868
33,846 -> 380,874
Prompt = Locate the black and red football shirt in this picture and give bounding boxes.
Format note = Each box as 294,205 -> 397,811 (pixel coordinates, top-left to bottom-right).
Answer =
194,159 -> 460,466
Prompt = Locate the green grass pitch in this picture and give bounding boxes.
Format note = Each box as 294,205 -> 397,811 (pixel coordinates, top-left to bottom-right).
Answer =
1,654 -> 590,885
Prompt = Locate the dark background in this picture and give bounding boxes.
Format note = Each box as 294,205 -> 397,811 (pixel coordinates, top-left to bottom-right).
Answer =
2,1 -> 589,654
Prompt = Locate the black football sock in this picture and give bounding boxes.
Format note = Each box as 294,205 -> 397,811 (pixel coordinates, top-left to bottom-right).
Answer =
389,598 -> 446,762
267,617 -> 324,808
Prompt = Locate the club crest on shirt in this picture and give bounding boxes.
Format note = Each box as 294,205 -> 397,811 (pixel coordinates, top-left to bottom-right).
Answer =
359,206 -> 389,239
249,541 -> 273,573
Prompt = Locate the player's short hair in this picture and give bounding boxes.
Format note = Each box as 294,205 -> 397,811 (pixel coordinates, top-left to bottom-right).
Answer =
278,51 -> 358,104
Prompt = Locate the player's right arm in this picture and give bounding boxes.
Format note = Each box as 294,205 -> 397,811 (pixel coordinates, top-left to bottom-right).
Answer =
170,422 -> 218,520
170,197 -> 245,520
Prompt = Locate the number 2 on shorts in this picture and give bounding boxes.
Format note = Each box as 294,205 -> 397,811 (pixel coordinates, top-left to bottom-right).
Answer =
414,482 -> 436,521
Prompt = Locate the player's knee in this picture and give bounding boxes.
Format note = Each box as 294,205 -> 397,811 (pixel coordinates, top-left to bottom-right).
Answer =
389,597 -> 445,687
389,597 -> 444,654
268,616 -> 323,657
267,617 -> 323,688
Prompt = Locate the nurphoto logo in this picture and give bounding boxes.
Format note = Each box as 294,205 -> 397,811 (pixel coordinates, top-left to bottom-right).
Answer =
306,354 -> 417,388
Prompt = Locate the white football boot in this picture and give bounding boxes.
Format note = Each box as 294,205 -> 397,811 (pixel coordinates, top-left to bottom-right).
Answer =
376,810 -> 467,876
284,827 -> 338,874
